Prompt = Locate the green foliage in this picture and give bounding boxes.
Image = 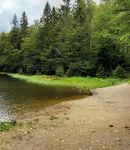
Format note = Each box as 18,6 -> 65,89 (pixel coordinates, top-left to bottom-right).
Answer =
18,67 -> 24,74
0,0 -> 130,77
0,121 -> 17,132
56,66 -> 65,77
20,11 -> 28,40
96,65 -> 106,78
10,14 -> 21,49
112,66 -> 126,79
66,61 -> 95,77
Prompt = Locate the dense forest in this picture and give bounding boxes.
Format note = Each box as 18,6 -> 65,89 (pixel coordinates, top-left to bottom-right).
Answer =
0,0 -> 130,78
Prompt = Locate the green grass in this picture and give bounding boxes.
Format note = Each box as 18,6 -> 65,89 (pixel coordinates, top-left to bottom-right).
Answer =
0,121 -> 16,132
9,74 -> 125,90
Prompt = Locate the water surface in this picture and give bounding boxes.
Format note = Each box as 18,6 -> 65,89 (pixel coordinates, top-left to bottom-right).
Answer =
0,74 -> 86,121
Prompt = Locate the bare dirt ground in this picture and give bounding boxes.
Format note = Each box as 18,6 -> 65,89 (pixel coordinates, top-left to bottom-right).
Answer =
0,83 -> 130,150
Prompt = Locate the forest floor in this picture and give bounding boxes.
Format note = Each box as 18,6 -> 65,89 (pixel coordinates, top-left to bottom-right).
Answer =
0,83 -> 130,150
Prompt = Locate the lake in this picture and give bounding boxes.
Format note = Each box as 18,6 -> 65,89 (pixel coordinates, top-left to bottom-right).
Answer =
0,74 -> 86,121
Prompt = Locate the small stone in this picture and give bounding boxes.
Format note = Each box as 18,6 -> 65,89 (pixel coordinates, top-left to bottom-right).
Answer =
109,125 -> 114,127
102,146 -> 106,149
27,131 -> 31,134
116,138 -> 121,142
23,132 -> 27,135
125,126 -> 130,130
114,130 -> 119,133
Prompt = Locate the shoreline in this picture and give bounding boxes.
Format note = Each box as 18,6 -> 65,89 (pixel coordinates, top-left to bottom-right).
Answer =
0,74 -> 125,131
0,83 -> 130,149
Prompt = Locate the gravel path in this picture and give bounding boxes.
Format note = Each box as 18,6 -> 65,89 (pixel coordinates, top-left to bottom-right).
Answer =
1,83 -> 130,150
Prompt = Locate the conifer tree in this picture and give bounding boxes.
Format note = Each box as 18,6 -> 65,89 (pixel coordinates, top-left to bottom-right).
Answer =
20,11 -> 28,40
40,1 -> 51,25
10,14 -> 20,49
74,0 -> 87,23
61,0 -> 71,15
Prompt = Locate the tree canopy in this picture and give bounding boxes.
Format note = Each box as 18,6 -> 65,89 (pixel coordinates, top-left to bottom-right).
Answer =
0,0 -> 129,77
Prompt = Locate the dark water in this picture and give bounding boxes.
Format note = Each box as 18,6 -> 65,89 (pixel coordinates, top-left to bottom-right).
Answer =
0,74 -> 86,121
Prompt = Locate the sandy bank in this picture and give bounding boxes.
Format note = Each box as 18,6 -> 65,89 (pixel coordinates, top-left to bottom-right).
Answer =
0,83 -> 130,150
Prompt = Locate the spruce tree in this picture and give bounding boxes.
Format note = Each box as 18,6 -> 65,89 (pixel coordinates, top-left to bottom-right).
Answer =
51,7 -> 58,23
74,0 -> 87,23
10,14 -> 20,49
20,11 -> 28,40
61,0 -> 71,15
40,1 -> 51,25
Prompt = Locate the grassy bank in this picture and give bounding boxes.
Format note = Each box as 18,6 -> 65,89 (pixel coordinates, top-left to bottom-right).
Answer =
9,74 -> 124,90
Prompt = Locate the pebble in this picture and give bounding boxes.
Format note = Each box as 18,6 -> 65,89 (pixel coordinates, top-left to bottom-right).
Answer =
23,132 -> 27,135
125,126 -> 130,131
125,126 -> 130,129
27,131 -> 31,134
109,125 -> 114,127
114,130 -> 119,133
116,138 -> 121,141
102,146 -> 106,149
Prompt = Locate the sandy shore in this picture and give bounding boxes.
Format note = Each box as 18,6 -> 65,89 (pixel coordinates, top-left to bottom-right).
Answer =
0,83 -> 130,150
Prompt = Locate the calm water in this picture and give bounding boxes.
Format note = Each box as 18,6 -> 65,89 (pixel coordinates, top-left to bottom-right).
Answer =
0,74 -> 86,121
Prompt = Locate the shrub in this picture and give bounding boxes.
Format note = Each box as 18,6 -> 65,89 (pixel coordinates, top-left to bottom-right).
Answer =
112,65 -> 126,79
56,66 -> 64,77
66,64 -> 76,77
96,65 -> 106,78
36,70 -> 42,75
18,67 -> 24,74
66,62 -> 96,77
0,120 -> 17,132
26,66 -> 36,74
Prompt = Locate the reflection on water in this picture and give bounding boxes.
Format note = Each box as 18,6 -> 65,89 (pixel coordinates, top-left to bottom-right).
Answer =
0,74 -> 86,121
